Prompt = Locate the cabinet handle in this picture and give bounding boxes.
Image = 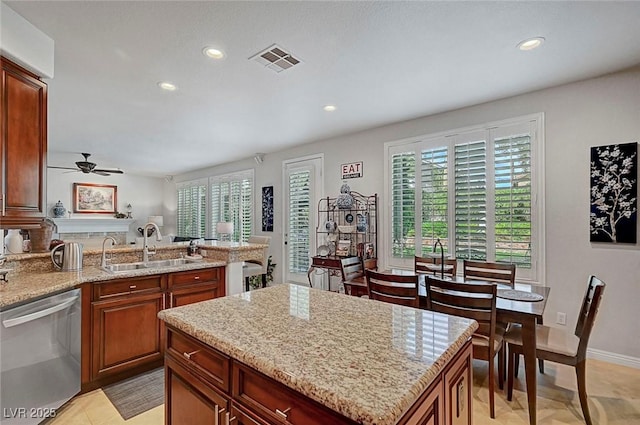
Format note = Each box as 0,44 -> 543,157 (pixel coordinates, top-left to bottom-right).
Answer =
275,407 -> 291,420
129,285 -> 137,290
194,276 -> 200,280
214,405 -> 223,425
225,412 -> 236,425
1,194 -> 4,216
183,350 -> 199,360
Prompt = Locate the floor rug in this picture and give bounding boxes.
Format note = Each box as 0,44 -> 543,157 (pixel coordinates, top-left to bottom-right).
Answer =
103,367 -> 164,420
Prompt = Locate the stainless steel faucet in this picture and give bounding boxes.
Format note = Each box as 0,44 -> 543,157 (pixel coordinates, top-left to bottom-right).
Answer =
143,222 -> 162,263
101,236 -> 117,269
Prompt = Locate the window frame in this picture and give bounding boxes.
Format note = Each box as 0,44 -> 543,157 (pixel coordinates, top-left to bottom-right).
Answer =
383,113 -> 545,284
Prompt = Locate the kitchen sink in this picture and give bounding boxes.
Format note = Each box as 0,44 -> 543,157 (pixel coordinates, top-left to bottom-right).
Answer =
103,258 -> 188,273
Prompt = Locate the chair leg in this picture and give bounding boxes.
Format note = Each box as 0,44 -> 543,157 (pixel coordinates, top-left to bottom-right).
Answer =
261,273 -> 267,288
489,353 -> 495,418
507,346 -> 516,401
576,360 -> 593,425
245,276 -> 250,292
514,349 -> 520,379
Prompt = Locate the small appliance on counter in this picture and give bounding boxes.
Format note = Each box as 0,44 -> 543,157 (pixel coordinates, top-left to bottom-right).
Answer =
51,242 -> 84,271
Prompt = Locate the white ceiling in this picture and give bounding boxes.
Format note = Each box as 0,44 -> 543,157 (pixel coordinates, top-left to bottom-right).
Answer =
6,1 -> 640,177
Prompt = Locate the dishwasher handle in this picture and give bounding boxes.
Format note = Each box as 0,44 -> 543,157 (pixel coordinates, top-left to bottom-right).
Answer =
2,295 -> 79,328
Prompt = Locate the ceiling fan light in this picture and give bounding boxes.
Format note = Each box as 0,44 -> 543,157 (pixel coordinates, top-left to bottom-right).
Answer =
158,81 -> 177,91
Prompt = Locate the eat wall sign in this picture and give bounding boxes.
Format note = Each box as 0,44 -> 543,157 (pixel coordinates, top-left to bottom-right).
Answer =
341,161 -> 363,179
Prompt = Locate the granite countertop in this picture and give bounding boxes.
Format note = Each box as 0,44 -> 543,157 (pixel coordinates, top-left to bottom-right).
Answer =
158,284 -> 478,425
0,259 -> 226,309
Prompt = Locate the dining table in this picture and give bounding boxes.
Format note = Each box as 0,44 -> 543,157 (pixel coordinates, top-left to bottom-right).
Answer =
383,270 -> 550,425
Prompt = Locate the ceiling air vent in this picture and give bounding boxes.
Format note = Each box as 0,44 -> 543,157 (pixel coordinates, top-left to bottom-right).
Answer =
250,44 -> 301,73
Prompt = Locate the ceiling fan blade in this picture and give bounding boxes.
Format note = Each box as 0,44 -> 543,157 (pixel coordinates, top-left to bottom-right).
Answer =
93,168 -> 124,174
63,170 -> 81,174
48,166 -> 79,171
91,170 -> 110,176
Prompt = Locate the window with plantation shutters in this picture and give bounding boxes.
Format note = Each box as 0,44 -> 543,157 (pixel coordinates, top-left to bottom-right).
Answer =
176,170 -> 253,241
386,114 -> 543,282
287,168 -> 311,274
210,170 -> 253,242
391,151 -> 415,258
176,180 -> 207,238
454,139 -> 487,260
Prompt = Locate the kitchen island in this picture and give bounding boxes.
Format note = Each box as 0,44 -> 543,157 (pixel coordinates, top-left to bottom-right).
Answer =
158,284 -> 478,425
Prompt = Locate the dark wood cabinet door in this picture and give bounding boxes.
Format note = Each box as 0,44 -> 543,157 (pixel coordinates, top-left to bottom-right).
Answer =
91,292 -> 163,380
165,355 -> 228,425
0,58 -> 47,227
169,282 -> 221,308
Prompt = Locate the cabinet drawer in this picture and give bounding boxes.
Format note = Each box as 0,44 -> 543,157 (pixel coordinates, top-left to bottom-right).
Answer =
167,328 -> 230,393
170,268 -> 221,287
232,363 -> 355,425
311,257 -> 341,268
94,275 -> 163,300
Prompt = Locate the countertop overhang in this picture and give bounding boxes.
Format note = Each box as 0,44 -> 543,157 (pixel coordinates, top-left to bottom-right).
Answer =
159,284 -> 478,425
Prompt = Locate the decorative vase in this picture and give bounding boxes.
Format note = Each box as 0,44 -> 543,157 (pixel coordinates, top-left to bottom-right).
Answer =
336,183 -> 354,209
5,229 -> 24,254
53,200 -> 66,218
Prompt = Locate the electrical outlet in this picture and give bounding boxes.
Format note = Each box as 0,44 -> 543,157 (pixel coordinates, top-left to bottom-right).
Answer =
557,312 -> 567,325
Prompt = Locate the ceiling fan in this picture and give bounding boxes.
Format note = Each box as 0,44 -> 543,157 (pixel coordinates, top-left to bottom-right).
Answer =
48,153 -> 124,176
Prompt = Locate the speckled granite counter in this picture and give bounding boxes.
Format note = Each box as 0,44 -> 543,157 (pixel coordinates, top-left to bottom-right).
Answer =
158,284 -> 478,425
0,241 -> 267,309
0,259 -> 226,309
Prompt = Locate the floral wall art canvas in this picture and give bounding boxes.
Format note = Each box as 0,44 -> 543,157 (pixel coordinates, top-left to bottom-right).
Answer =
590,142 -> 637,243
262,186 -> 274,232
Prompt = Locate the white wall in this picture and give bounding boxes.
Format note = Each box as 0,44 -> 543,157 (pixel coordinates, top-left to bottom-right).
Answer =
47,152 -> 166,243
172,67 -> 640,362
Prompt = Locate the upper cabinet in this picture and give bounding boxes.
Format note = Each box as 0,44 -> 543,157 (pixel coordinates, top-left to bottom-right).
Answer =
0,57 -> 48,228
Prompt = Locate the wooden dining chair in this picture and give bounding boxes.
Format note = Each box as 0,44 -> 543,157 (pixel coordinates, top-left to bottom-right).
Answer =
425,276 -> 504,418
340,257 -> 377,297
414,255 -> 457,277
463,260 -> 516,287
505,275 -> 606,425
365,270 -> 419,308
463,259 -> 523,374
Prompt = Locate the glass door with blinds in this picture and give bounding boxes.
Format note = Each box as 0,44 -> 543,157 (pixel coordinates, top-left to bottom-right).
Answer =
283,156 -> 323,285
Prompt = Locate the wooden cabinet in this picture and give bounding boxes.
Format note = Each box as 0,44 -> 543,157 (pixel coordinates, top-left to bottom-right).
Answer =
82,266 -> 225,390
0,57 -> 47,228
168,267 -> 224,308
165,325 -> 474,425
90,275 -> 164,381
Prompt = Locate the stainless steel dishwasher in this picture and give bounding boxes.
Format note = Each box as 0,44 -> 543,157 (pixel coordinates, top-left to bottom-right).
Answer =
0,288 -> 81,424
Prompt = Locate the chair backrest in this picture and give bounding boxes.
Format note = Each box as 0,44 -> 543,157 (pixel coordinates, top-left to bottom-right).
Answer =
246,235 -> 271,272
425,276 -> 498,344
463,260 -> 515,287
414,255 -> 457,277
575,275 -> 606,360
365,270 -> 419,308
340,256 -> 363,282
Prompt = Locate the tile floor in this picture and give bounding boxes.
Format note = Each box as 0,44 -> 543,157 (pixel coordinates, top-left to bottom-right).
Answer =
48,359 -> 639,425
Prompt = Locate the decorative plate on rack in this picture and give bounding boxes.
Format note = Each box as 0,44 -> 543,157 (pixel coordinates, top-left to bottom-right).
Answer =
356,213 -> 368,232
345,213 -> 354,223
317,245 -> 330,256
324,219 -> 337,232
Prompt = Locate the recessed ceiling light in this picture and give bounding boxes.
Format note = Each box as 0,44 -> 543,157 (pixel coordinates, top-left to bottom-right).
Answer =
203,47 -> 225,59
323,105 -> 336,112
517,37 -> 545,51
158,81 -> 177,91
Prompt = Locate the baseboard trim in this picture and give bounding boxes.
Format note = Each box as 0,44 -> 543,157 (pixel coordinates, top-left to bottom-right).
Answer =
587,348 -> 640,369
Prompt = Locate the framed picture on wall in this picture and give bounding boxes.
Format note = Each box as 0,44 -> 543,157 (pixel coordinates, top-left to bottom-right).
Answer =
589,142 -> 637,243
262,186 -> 274,232
73,183 -> 117,213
